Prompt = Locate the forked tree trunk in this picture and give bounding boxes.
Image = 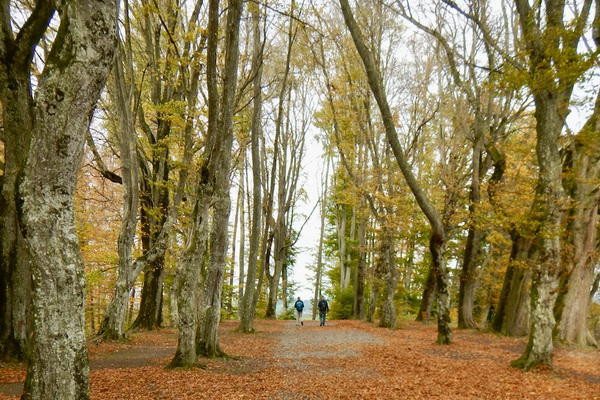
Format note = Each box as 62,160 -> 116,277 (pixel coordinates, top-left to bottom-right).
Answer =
18,2 -> 118,398
193,0 -> 243,359
510,0 -> 594,371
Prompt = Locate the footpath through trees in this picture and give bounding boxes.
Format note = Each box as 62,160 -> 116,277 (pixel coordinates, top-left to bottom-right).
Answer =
0,320 -> 598,399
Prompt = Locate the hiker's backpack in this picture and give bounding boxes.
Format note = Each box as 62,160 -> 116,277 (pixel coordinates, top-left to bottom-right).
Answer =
295,301 -> 304,311
318,300 -> 327,311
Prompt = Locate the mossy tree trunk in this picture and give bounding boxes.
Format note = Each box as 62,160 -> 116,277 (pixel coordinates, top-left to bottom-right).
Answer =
16,1 -> 118,398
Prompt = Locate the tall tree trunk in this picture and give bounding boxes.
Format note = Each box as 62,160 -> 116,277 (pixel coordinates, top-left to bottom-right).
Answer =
0,1 -> 54,363
168,195 -> 210,368
339,0 -> 451,344
511,0 -> 593,371
264,2 -> 296,319
236,160 -> 246,308
18,2 -> 118,398
195,0 -> 243,358
238,0 -> 263,333
336,205 -> 349,290
98,42 -> 140,341
554,88 -> 600,347
511,95 -> 567,370
97,0 -> 202,339
458,123 -> 484,329
313,157 -> 331,320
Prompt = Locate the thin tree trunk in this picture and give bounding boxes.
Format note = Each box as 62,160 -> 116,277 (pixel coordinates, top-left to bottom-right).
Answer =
238,0 -> 264,333
339,0 -> 451,344
353,216 -> 367,320
313,157 -> 331,320
265,2 -> 296,319
237,160 -> 246,308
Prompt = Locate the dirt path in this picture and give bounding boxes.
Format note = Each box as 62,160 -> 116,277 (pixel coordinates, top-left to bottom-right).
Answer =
1,320 -> 599,399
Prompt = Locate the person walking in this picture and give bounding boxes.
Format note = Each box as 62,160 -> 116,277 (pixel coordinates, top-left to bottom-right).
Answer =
294,297 -> 304,326
317,296 -> 329,326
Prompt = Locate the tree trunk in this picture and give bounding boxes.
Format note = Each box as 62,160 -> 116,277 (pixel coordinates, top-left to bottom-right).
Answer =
366,281 -> 380,323
554,90 -> 600,347
492,232 -> 533,336
18,2 -> 118,398
378,233 -> 397,329
238,0 -> 263,334
417,266 -> 437,322
510,0 -> 594,371
511,95 -> 567,370
336,205 -> 350,290
0,1 -> 54,363
353,217 -> 367,320
194,0 -> 243,358
96,37 -> 141,341
168,196 -> 210,369
132,258 -> 165,330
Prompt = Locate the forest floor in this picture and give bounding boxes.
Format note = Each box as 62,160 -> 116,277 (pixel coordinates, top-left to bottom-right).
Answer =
0,319 -> 599,399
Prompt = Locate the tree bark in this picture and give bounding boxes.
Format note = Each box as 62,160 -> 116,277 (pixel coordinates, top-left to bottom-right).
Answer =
194,0 -> 243,358
511,0 -> 594,370
417,266 -> 437,322
353,217 -> 367,320
97,39 -> 140,341
18,1 -> 118,398
0,0 -> 55,363
378,232 -> 397,329
554,87 -> 600,347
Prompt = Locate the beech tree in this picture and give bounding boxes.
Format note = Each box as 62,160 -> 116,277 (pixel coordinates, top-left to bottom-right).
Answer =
95,0 -> 201,340
238,0 -> 264,333
509,0 -> 596,369
339,0 -> 453,344
0,1 -> 118,398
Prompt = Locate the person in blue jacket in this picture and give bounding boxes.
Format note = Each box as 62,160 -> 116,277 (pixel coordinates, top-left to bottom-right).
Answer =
294,297 -> 304,326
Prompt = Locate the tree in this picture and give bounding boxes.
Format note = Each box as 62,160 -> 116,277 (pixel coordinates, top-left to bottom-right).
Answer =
339,0 -> 452,344
169,0 -> 243,367
239,0 -> 265,333
95,0 -> 201,340
1,1 -> 119,398
510,0 -> 596,369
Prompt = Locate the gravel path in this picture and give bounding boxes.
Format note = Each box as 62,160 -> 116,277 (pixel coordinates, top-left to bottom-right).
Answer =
277,320 -> 383,359
271,319 -> 384,394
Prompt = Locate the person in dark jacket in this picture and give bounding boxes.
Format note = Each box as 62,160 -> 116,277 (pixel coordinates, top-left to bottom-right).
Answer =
317,296 -> 329,326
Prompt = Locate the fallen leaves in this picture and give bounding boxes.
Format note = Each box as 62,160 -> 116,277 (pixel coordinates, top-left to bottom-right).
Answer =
0,320 -> 599,399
